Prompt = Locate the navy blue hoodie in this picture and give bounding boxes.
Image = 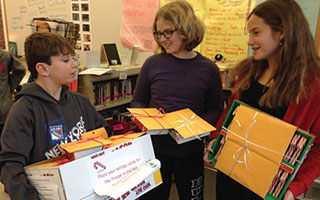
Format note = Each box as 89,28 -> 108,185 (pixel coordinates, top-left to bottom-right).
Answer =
0,82 -> 110,199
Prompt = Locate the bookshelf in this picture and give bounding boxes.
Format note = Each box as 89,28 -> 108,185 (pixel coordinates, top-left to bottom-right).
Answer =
78,65 -> 141,111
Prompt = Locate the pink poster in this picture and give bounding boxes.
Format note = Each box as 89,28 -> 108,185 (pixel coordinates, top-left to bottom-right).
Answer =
121,0 -> 159,51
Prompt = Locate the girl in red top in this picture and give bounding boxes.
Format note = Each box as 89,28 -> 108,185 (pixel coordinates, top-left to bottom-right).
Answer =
204,0 -> 320,199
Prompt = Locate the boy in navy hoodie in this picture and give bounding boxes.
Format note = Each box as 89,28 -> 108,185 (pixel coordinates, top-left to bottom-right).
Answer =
0,32 -> 111,199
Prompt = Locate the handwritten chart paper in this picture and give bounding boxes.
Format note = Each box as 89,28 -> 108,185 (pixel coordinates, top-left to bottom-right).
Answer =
201,0 -> 255,64
159,0 -> 254,64
121,0 -> 159,51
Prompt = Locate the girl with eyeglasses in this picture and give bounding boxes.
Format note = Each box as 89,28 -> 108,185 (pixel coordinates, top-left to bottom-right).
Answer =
131,1 -> 223,199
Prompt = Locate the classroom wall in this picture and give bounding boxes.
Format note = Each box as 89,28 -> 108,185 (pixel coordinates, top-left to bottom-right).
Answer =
255,0 -> 319,38
4,0 -> 153,66
84,1 -> 152,66
3,0 -> 319,66
5,0 -> 71,56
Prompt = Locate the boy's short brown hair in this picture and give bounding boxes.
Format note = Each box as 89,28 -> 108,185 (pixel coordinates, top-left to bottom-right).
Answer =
24,32 -> 74,79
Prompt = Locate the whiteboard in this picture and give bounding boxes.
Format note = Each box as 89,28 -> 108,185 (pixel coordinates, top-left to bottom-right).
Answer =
249,0 -> 320,56
295,0 -> 320,38
4,0 -> 71,55
254,0 -> 319,38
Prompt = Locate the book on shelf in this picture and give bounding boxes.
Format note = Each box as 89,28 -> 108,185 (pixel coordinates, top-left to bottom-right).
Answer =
92,76 -> 137,106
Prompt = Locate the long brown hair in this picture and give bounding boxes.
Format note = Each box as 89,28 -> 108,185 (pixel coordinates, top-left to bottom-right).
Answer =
230,0 -> 320,108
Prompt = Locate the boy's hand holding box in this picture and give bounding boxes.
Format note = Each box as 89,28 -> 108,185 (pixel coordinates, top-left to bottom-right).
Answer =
128,108 -> 216,144
209,100 -> 315,200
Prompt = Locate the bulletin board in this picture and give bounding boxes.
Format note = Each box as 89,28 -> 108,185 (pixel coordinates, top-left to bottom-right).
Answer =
4,0 -> 71,55
254,0 -> 320,38
247,0 -> 320,58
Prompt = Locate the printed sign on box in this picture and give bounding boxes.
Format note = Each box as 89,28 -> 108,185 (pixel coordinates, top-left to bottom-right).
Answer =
25,135 -> 162,200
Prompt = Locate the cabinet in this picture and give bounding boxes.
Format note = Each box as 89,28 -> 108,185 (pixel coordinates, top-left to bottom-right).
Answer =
78,65 -> 141,112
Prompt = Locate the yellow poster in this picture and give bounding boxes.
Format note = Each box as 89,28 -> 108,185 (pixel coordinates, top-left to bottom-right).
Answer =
201,0 -> 255,64
159,0 -> 255,64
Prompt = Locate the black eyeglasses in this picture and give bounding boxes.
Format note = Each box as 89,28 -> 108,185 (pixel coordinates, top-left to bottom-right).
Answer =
153,29 -> 176,40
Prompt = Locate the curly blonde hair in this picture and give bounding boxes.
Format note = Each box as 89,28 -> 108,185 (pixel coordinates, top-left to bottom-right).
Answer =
153,0 -> 205,52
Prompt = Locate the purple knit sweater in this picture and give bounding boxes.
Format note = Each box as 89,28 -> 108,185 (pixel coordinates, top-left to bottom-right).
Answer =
131,52 -> 223,156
